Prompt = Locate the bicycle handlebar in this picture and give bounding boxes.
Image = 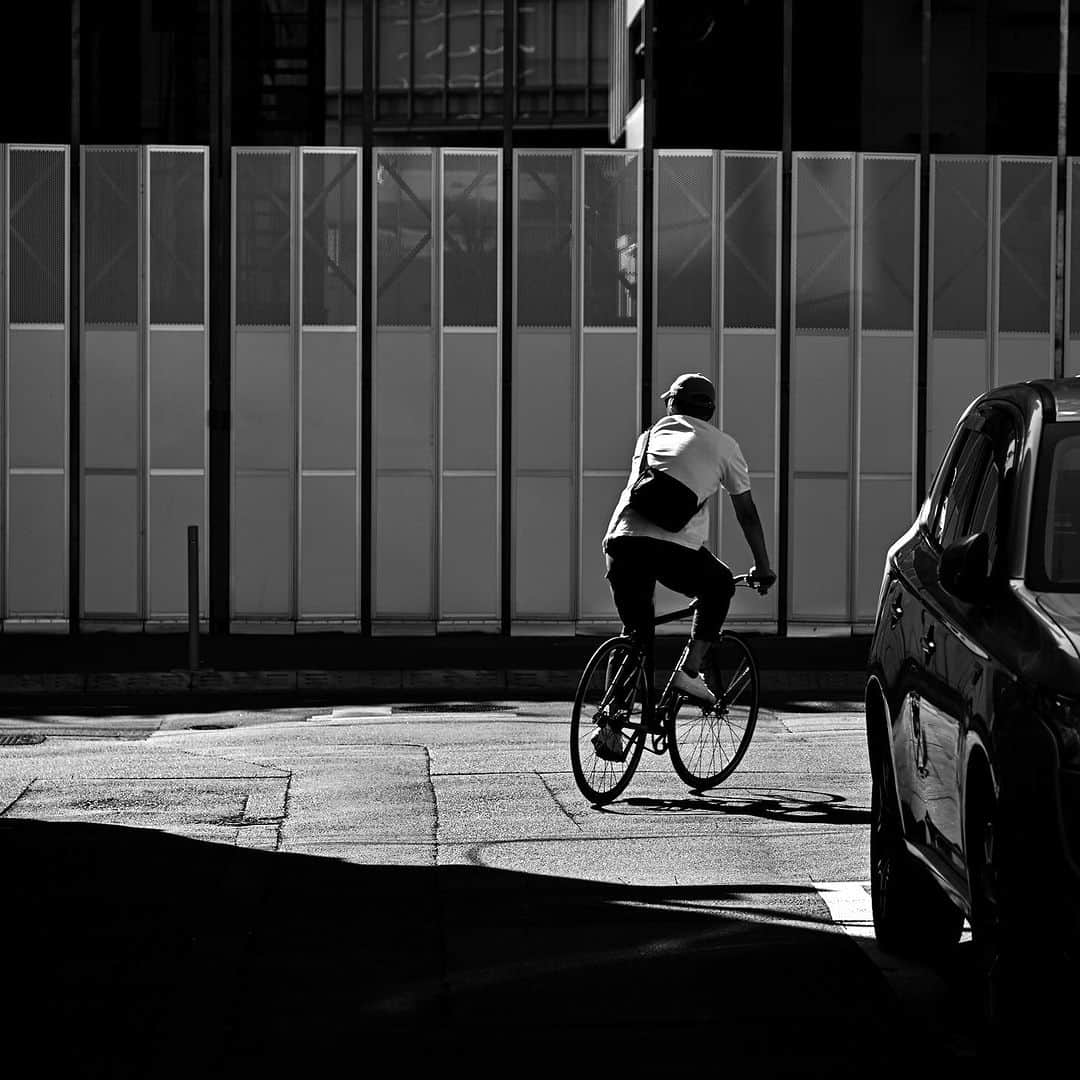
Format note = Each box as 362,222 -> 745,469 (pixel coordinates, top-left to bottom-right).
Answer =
733,571 -> 776,596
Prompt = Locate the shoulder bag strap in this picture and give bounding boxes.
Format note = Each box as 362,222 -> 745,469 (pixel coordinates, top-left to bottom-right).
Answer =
636,426 -> 652,479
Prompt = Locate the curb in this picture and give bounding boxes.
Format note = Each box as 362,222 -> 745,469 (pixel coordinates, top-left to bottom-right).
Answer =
0,667 -> 867,700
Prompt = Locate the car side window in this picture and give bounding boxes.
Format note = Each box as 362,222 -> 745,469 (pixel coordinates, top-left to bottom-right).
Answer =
931,429 -> 971,546
968,459 -> 1000,569
934,428 -> 993,548
973,405 -> 1021,575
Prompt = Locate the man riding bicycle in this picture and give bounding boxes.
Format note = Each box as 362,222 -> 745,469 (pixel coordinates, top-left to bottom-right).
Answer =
602,372 -> 776,708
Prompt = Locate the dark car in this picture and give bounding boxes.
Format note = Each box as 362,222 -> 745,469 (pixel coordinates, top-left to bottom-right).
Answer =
865,378 -> 1079,1021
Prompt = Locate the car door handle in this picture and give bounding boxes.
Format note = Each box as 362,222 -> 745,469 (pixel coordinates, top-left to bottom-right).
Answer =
919,630 -> 936,664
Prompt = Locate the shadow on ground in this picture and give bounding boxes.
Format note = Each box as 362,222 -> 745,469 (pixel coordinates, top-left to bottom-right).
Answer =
3,818 -> 980,1077
622,788 -> 871,826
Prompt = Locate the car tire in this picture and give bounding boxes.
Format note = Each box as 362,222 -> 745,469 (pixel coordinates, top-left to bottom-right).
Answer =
965,790 -> 1055,1047
871,763 -> 964,958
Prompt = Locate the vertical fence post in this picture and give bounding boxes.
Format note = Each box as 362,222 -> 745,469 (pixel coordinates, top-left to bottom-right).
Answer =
188,525 -> 199,671
1056,0 -> 1070,378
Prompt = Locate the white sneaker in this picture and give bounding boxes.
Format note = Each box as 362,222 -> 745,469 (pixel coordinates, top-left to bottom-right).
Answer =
671,669 -> 716,705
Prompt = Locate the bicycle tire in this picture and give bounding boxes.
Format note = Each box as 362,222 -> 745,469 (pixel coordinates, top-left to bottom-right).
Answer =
668,631 -> 759,789
569,637 -> 648,805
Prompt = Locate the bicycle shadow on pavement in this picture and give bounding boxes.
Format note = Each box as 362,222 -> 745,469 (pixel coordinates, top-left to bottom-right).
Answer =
621,788 -> 871,827
2,816 -> 973,1076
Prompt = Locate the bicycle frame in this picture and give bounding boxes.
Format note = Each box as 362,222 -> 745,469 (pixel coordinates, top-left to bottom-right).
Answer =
626,574 -> 758,738
570,572 -> 765,803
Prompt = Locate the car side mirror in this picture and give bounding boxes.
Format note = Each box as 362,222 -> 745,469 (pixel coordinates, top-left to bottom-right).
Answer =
939,532 -> 991,604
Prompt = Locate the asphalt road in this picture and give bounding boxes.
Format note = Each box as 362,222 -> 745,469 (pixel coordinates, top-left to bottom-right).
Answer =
0,700 -> 997,1075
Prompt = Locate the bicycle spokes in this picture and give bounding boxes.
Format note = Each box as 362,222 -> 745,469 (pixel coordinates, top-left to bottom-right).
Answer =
668,634 -> 760,789
715,661 -> 752,712
570,638 -> 649,805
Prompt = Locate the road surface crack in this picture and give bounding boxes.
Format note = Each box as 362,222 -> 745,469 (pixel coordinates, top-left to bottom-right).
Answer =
536,771 -> 583,831
0,779 -> 36,816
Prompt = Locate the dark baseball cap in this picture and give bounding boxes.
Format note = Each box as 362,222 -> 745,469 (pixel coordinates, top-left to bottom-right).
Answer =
660,372 -> 716,412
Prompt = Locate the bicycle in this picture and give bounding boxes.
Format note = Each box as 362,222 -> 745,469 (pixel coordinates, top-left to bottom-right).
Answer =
569,573 -> 765,805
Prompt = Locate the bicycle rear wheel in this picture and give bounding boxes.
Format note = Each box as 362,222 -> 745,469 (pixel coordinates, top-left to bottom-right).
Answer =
668,632 -> 759,789
570,637 -> 648,805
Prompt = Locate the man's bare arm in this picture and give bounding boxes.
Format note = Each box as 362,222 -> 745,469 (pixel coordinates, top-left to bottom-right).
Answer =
729,490 -> 775,588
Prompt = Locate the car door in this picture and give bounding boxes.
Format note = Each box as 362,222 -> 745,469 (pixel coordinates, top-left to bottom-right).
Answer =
921,405 -> 1021,879
887,423 -> 976,855
908,421 -> 991,873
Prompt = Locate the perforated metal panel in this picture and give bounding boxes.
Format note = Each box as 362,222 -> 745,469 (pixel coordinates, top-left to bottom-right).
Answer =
303,151 -> 359,326
1070,160 -> 1080,345
723,155 -> 778,331
656,152 -> 712,328
516,152 -> 572,328
83,148 -> 139,326
235,151 -> 292,327
81,146 -> 209,623
860,157 -> 916,332
9,147 -> 65,324
998,158 -> 1053,335
795,156 -> 852,331
5,145 -> 69,622
376,150 -> 433,327
150,150 -> 205,326
583,152 -> 638,327
443,152 -> 499,328
791,154 -> 854,624
932,158 -> 990,335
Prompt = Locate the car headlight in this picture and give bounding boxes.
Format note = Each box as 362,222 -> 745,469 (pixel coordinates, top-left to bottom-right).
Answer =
1040,692 -> 1080,769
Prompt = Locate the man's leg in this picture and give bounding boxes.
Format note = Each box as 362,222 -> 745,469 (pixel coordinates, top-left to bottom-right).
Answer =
604,537 -> 657,638
656,545 -> 736,677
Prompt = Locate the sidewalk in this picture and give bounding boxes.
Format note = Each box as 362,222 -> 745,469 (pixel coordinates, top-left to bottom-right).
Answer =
0,628 -> 870,705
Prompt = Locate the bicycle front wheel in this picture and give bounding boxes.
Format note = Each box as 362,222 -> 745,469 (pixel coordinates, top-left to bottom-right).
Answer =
669,632 -> 759,789
569,637 -> 648,805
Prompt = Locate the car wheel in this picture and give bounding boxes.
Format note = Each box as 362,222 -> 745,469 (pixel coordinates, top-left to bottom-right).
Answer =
871,765 -> 963,958
966,791 -> 1043,1043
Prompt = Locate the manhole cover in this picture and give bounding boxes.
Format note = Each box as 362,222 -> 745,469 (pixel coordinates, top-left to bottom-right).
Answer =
0,733 -> 46,746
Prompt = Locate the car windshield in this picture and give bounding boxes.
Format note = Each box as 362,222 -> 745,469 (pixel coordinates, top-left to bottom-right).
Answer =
1028,424 -> 1080,591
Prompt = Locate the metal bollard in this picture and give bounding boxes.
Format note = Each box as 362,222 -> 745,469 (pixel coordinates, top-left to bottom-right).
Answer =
188,525 -> 199,671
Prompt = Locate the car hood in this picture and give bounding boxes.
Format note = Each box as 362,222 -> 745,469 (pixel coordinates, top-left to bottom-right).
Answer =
1033,592 -> 1080,663
1007,587 -> 1080,694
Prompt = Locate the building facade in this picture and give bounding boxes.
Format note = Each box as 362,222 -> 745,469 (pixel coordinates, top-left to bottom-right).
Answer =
1,1 -> 1078,640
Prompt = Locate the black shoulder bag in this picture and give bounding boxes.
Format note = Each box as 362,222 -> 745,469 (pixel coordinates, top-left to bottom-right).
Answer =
627,427 -> 705,532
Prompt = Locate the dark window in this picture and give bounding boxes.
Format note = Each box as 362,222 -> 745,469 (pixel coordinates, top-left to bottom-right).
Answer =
975,405 -> 1021,573
792,0 -> 861,151
968,459 -> 1001,569
233,0 -> 322,146
0,0 -> 70,143
655,1 -> 782,150
1028,424 -> 1080,591
517,0 -> 607,123
933,428 -> 996,548
325,0 -> 367,144
933,0 -> 1058,155
859,0 -> 921,152
82,0 -> 211,145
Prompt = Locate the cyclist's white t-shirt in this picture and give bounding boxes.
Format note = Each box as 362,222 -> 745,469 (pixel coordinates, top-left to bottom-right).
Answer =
604,415 -> 752,551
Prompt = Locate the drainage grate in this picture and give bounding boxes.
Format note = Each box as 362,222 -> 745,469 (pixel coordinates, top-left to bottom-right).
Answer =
0,733 -> 46,746
392,703 -> 517,714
